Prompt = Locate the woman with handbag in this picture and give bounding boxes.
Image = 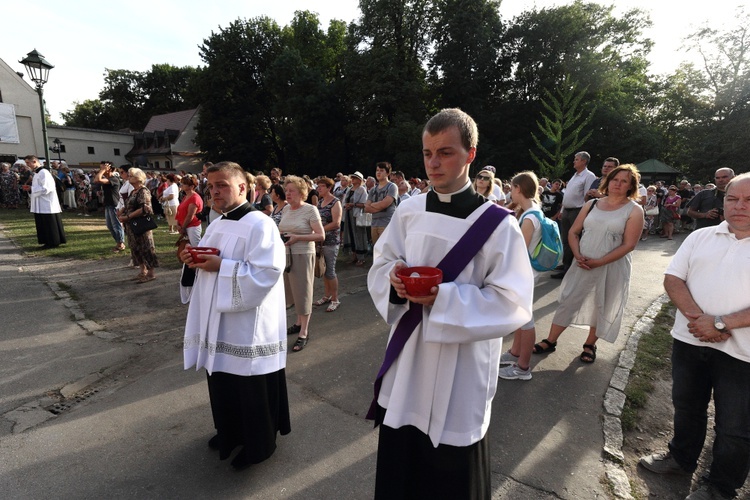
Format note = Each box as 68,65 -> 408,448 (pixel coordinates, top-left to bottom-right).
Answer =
118,168 -> 159,283
278,175 -> 325,352
660,185 -> 681,240
176,176 -> 203,247
343,171 -> 369,266
314,177 -> 343,312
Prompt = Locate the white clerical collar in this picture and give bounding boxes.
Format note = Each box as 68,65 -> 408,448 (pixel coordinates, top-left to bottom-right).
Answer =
222,201 -> 250,217
434,180 -> 472,203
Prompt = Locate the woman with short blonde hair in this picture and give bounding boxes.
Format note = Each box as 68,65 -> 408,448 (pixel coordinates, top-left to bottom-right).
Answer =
279,175 -> 324,352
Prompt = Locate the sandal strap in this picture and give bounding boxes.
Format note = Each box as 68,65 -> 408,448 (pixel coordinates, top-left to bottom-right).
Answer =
582,343 -> 597,351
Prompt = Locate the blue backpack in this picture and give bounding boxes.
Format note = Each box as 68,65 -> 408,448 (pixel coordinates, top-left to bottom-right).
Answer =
519,209 -> 563,271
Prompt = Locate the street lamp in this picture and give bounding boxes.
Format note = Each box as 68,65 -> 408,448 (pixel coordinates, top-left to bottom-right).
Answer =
19,49 -> 54,166
51,138 -> 63,162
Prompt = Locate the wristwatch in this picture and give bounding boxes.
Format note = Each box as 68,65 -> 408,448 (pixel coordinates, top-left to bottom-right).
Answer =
714,315 -> 728,332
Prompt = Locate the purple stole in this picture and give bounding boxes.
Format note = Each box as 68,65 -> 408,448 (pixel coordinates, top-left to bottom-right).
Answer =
366,203 -> 511,422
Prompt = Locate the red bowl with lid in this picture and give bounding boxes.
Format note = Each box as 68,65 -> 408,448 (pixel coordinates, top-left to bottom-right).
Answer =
188,246 -> 220,263
396,266 -> 443,296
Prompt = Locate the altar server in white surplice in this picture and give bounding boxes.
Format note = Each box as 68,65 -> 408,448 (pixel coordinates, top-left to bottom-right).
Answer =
26,155 -> 67,248
367,109 -> 534,499
180,161 -> 290,472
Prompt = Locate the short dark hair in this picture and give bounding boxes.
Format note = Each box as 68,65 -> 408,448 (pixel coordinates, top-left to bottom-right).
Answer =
269,183 -> 286,200
423,108 -> 478,151
24,155 -> 38,161
604,157 -> 620,166
376,162 -> 392,174
207,161 -> 247,183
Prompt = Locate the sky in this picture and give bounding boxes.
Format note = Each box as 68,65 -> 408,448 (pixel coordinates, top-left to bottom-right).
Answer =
3,0 -> 744,122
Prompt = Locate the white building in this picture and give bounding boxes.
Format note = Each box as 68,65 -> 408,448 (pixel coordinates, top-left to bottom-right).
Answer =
1,54 -> 203,171
0,56 -> 44,163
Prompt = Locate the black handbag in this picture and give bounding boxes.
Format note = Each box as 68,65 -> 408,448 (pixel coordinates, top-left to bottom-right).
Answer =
130,215 -> 158,235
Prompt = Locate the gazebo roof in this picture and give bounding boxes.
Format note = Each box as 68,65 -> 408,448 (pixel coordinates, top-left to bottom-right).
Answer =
637,159 -> 682,175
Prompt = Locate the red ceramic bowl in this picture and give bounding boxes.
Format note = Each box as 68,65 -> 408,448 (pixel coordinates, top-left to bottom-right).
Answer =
396,266 -> 443,296
188,246 -> 220,263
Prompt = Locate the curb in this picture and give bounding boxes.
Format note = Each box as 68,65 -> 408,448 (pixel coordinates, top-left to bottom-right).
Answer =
602,294 -> 670,499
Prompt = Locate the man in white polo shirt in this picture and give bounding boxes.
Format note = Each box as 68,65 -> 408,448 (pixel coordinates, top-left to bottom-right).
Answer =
551,151 -> 596,279
639,172 -> 750,500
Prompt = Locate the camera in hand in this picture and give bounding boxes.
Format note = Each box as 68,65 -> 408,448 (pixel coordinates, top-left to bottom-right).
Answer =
281,233 -> 290,243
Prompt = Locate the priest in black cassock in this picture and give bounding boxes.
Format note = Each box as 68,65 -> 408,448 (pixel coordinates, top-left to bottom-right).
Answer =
26,155 -> 66,248
180,161 -> 290,471
367,109 -> 534,499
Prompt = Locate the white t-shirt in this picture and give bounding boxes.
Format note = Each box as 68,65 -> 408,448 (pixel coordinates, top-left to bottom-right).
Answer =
665,222 -> 750,362
162,183 -> 179,207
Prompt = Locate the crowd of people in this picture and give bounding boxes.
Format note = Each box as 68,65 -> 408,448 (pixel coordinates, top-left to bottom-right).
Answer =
4,115 -> 747,497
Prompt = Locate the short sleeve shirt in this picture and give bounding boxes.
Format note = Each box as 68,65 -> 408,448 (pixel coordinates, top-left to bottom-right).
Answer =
369,182 -> 398,227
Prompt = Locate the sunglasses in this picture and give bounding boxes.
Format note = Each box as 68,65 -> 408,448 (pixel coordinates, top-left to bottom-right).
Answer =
477,175 -> 491,181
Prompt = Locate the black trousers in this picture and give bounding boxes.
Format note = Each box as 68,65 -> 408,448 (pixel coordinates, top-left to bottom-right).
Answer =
374,408 -> 491,500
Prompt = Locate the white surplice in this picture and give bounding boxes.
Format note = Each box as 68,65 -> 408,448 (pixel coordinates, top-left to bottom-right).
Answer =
30,168 -> 61,214
183,209 -> 287,376
368,194 -> 534,448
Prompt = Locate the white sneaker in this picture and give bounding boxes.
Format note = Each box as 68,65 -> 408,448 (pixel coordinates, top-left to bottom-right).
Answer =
498,363 -> 532,380
499,350 -> 519,365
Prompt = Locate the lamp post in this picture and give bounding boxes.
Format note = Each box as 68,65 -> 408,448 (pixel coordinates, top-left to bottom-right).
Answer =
51,138 -> 63,162
19,49 -> 54,166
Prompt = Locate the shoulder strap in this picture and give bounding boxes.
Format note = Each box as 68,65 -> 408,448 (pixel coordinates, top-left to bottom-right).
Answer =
366,203 -> 511,422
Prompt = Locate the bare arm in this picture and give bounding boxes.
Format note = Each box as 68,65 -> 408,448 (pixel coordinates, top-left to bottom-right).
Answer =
323,201 -> 342,232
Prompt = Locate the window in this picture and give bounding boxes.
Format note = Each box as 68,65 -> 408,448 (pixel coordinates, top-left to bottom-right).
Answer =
87,146 -> 95,155
165,160 -> 171,169
114,148 -> 120,156
154,161 -> 160,169
60,145 -> 66,153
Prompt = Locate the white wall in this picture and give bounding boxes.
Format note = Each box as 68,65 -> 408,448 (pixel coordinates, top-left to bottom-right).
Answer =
0,57 -> 44,158
46,125 -> 134,168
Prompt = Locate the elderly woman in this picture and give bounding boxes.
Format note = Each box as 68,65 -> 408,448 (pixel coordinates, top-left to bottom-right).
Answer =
533,164 -> 644,363
118,168 -> 158,283
269,184 -> 288,226
176,176 -> 204,247
159,173 -> 180,234
342,171 -> 369,266
313,177 -> 343,312
252,174 -> 273,215
278,175 -> 325,352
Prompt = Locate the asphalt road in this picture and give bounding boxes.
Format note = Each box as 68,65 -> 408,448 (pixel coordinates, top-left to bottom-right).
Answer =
0,226 -> 680,499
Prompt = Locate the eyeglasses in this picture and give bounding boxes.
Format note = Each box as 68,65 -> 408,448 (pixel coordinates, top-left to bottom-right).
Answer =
477,176 -> 491,181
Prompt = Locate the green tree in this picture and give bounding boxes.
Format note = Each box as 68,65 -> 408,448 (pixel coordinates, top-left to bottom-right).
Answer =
530,76 -> 596,179
664,7 -> 750,179
428,0 -> 506,170
194,17 -> 284,168
498,1 -> 656,173
61,99 -> 115,130
342,0 -> 433,175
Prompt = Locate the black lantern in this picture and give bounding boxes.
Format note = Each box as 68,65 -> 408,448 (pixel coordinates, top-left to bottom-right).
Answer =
51,138 -> 63,162
19,49 -> 54,165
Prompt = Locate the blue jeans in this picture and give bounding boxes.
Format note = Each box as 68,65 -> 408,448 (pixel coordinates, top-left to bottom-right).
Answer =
669,339 -> 750,498
104,205 -> 124,245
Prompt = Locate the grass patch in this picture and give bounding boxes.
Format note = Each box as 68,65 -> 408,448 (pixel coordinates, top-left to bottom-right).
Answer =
0,209 -> 180,268
621,301 -> 675,431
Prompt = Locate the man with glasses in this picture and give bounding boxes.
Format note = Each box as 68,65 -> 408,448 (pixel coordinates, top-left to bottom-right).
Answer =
687,168 -> 735,230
